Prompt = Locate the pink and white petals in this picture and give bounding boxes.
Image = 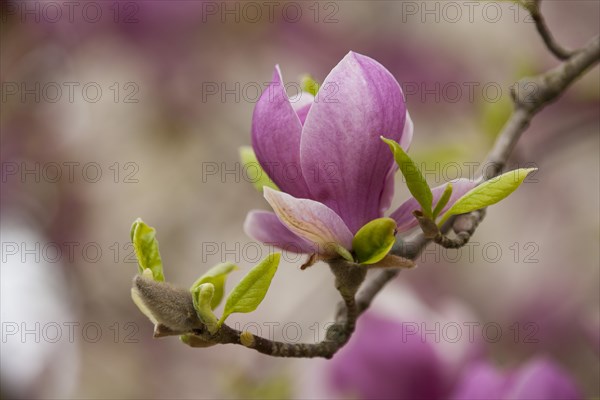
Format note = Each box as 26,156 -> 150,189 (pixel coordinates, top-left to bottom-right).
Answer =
378,165 -> 398,216
300,51 -> 408,233
377,113 -> 412,216
391,178 -> 478,232
292,92 -> 314,125
251,66 -> 311,199
400,111 -> 414,152
243,210 -> 317,254
263,187 -> 353,257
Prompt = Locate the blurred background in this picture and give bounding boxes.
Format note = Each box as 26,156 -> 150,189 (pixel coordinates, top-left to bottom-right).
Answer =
1,0 -> 598,399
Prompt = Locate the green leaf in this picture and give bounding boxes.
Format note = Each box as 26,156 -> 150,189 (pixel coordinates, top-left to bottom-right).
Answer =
219,253 -> 280,326
301,74 -> 320,96
180,334 -> 217,348
334,245 -> 354,262
432,183 -> 453,220
130,218 -> 165,281
438,168 -> 537,226
190,262 -> 238,310
191,283 -> 219,333
352,218 -> 397,264
239,146 -> 279,192
381,137 -> 433,218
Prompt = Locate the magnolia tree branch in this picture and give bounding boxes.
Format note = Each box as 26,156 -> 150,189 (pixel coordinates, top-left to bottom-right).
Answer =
526,0 -> 574,60
361,32 -> 600,318
140,9 -> 599,358
328,30 -> 599,358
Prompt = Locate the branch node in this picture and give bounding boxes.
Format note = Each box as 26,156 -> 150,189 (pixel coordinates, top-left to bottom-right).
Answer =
240,331 -> 255,348
412,210 -> 440,239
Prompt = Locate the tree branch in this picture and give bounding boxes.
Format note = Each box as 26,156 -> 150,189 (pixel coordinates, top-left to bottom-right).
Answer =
135,14 -> 600,359
485,35 -> 599,178
358,33 -> 600,323
527,0 -> 573,60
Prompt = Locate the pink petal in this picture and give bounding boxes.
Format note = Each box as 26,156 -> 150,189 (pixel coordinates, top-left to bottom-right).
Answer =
300,51 -> 408,233
400,111 -> 414,151
243,210 -> 317,254
379,112 -> 414,215
263,187 -> 353,256
292,92 -> 314,125
251,66 -> 311,198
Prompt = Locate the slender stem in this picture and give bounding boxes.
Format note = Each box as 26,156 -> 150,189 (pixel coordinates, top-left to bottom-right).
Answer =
216,324 -> 341,358
528,0 -> 573,60
485,35 -> 599,179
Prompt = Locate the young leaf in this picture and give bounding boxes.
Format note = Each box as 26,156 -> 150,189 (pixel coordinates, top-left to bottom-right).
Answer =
334,244 -> 354,262
190,262 -> 238,310
438,168 -> 537,226
301,74 -> 320,96
130,218 -> 165,282
352,218 -> 397,264
239,146 -> 279,192
381,137 -> 433,218
219,253 -> 280,326
432,183 -> 453,220
191,283 -> 219,333
180,334 -> 217,348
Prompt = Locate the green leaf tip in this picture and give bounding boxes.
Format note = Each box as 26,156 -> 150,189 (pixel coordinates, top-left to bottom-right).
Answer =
352,217 -> 397,265
381,136 -> 433,218
432,183 -> 453,220
130,218 -> 165,282
438,168 -> 537,226
191,282 -> 219,333
190,262 -> 238,310
300,74 -> 320,96
334,244 -> 354,262
218,253 -> 281,327
130,217 -> 143,242
239,146 -> 279,193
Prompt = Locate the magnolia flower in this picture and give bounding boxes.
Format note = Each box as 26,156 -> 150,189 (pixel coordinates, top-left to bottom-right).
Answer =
326,312 -> 582,400
328,313 -> 449,399
451,359 -> 583,400
244,52 -> 475,258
